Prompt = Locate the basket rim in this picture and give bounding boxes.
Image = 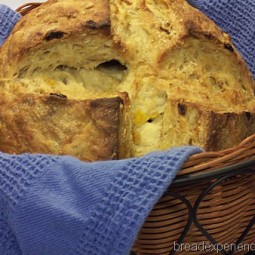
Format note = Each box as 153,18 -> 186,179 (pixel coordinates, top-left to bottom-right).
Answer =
173,159 -> 255,186
15,1 -> 255,180
16,2 -> 42,15
179,133 -> 255,176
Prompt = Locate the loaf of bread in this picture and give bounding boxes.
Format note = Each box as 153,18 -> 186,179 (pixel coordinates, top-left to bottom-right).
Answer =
0,0 -> 254,159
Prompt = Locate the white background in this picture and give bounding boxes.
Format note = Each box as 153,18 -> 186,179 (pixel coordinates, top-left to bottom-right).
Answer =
1,0 -> 44,10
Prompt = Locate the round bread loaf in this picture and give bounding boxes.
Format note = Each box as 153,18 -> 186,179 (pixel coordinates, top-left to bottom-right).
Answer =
0,0 -> 255,160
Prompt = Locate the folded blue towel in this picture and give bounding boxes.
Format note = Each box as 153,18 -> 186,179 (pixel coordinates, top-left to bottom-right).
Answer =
0,5 -> 21,45
0,1 -> 254,255
0,148 -> 201,255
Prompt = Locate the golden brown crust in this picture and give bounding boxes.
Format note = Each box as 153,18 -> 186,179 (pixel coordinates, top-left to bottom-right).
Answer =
205,111 -> 255,151
0,93 -> 129,161
110,0 -> 228,63
0,0 -> 111,76
162,99 -> 255,151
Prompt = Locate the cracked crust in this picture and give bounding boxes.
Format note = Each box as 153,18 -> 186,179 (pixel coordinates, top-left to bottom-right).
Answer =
161,99 -> 255,152
0,0 -> 111,76
0,92 -> 130,161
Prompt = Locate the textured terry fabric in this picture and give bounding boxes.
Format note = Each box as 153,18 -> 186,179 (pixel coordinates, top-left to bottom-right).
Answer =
0,147 -> 201,255
0,154 -> 59,254
0,5 -> 21,45
187,0 -> 255,77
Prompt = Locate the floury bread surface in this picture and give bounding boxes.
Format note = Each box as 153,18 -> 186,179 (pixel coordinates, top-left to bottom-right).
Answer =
0,0 -> 255,159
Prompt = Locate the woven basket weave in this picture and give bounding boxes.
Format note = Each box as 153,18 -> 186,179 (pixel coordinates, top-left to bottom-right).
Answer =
15,3 -> 255,254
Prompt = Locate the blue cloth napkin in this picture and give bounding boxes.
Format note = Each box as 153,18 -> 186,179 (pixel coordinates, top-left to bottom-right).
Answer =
0,148 -> 201,255
0,5 -> 21,45
0,1 -> 254,255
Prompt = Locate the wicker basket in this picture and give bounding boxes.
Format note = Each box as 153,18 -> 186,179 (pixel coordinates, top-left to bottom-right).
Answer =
14,3 -> 255,254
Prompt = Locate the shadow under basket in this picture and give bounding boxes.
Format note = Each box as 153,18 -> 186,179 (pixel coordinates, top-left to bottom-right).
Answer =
15,3 -> 255,255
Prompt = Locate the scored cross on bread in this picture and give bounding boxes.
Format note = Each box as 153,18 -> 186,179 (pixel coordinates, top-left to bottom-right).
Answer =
0,0 -> 254,159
